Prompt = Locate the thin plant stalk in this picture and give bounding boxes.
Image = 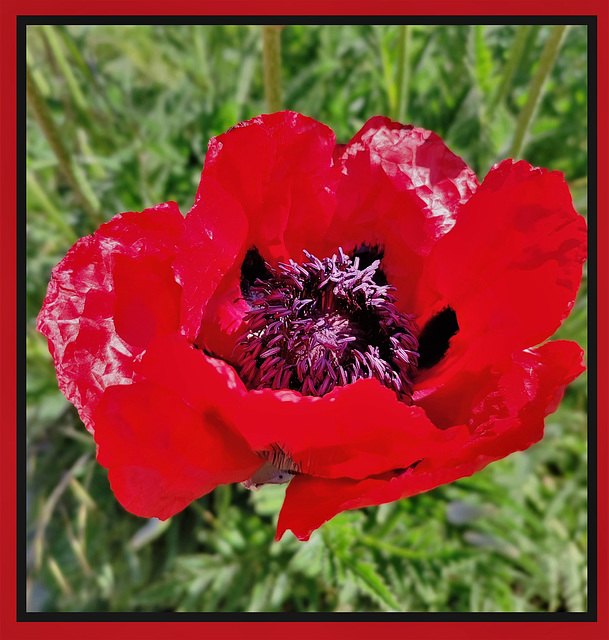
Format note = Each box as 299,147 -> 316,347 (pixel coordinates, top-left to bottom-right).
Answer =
378,28 -> 396,116
41,25 -> 89,116
509,24 -> 569,158
26,63 -> 102,226
192,27 -> 213,97
395,25 -> 411,122
490,24 -> 532,111
55,26 -> 115,127
27,43 -> 50,96
262,25 -> 283,112
27,172 -> 78,243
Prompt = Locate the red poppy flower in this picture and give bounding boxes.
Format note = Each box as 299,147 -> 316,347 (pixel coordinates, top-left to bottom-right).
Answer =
38,112 -> 586,541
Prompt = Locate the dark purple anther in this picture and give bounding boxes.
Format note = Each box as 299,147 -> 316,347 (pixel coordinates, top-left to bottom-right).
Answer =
236,248 -> 419,401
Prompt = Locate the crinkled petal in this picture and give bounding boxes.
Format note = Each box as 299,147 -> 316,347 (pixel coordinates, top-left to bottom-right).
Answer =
174,112 -> 338,342
415,160 -> 587,391
36,202 -> 184,432
324,117 -> 478,310
239,379 -> 470,481
277,340 -> 584,540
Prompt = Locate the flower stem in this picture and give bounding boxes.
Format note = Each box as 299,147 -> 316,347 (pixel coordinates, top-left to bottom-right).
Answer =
41,25 -> 88,116
26,63 -> 102,226
262,25 -> 283,112
395,25 -> 411,122
490,25 -> 532,111
509,24 -> 569,158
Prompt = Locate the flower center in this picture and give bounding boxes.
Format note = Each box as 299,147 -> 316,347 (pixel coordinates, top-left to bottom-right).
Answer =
236,247 -> 419,401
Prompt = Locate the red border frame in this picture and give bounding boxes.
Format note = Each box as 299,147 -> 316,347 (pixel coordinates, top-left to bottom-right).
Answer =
2,2 -> 607,639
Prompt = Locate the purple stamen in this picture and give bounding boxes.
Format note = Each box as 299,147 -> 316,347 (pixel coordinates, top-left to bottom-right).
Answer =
236,248 -> 419,400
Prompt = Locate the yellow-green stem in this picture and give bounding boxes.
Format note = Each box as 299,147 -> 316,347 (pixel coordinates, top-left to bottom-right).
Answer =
395,25 -> 411,122
262,25 -> 283,112
41,26 -> 88,116
27,172 -> 78,243
509,25 -> 569,158
26,63 -> 102,226
491,25 -> 532,111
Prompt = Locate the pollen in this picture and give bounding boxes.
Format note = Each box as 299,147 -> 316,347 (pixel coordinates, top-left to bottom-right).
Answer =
236,248 -> 419,400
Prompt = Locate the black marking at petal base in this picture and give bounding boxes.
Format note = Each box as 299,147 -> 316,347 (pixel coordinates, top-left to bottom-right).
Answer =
351,244 -> 388,286
240,246 -> 272,299
417,307 -> 459,369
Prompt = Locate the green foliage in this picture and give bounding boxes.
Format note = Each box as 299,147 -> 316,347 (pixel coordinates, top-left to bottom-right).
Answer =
26,24 -> 588,613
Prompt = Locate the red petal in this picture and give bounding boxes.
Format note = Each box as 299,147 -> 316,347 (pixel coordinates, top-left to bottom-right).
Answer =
36,202 -> 184,432
325,117 -> 478,310
135,332 -> 249,413
195,272 -> 251,361
415,160 -> 587,391
112,254 -> 181,349
94,332 -> 262,520
94,380 -> 261,521
174,112 -> 338,341
276,340 -> 584,540
239,379 -> 469,480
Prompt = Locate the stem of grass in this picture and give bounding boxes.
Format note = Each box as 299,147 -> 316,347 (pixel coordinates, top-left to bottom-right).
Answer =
26,63 -> 102,226
262,25 -> 283,112
27,172 -> 78,243
490,25 -> 532,112
509,24 -> 569,158
395,25 -> 411,122
41,26 -> 89,117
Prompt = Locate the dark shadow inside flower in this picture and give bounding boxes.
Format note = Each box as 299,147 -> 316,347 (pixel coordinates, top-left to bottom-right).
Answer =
416,307 -> 459,370
240,245 -> 272,302
350,243 -> 389,286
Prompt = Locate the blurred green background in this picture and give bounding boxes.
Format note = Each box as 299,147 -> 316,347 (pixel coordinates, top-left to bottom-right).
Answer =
26,24 -> 588,613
